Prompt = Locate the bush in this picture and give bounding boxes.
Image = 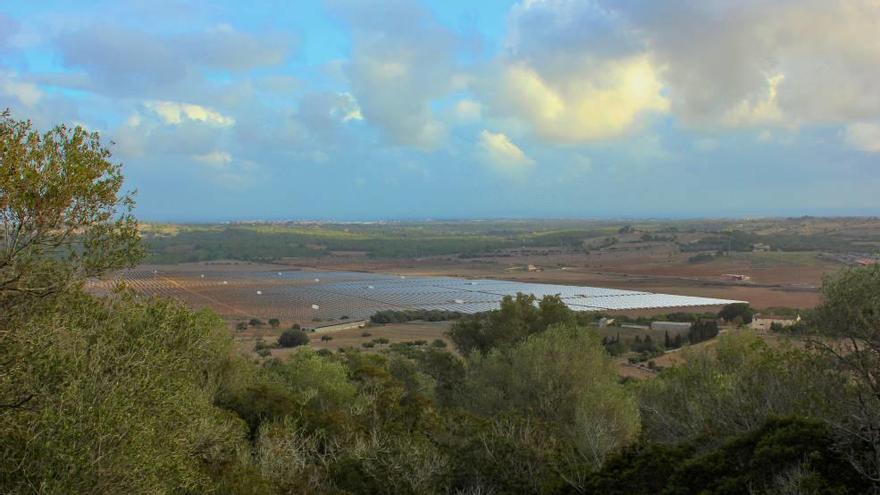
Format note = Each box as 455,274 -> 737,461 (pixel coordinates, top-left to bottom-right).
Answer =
361,331 -> 372,338
362,342 -> 375,349
289,323 -> 301,330
718,303 -> 754,324
277,329 -> 309,348
249,318 -> 264,327
431,339 -> 447,348
235,321 -> 248,331
320,334 -> 333,341
268,318 -> 280,328
374,337 -> 389,345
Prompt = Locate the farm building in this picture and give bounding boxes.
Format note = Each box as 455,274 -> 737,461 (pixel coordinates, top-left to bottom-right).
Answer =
311,319 -> 367,333
750,316 -> 799,332
650,321 -> 692,332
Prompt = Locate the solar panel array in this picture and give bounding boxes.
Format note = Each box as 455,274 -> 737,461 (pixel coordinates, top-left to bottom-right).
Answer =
96,268 -> 746,322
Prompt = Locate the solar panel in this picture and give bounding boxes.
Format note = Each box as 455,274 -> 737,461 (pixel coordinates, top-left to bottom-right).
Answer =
95,268 -> 746,321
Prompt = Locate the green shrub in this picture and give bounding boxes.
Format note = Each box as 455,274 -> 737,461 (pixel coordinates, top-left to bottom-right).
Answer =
277,329 -> 309,348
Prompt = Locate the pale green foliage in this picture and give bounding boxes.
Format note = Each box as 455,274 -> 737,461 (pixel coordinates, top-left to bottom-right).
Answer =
638,332 -> 845,444
460,324 -> 640,467
256,418 -> 336,493
267,349 -> 357,412
0,290 -> 249,493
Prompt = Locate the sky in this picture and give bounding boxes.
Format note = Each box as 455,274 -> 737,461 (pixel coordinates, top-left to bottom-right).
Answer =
1,0 -> 879,221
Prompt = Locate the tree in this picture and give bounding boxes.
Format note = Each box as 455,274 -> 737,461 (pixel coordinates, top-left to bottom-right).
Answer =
249,318 -> 264,327
447,293 -> 576,356
268,318 -> 280,329
718,303 -> 754,324
459,325 -> 640,471
1,113 -> 143,412
2,291 -> 251,493
638,332 -> 844,445
687,319 -> 719,344
0,112 -> 142,314
814,264 -> 880,483
277,329 -> 309,348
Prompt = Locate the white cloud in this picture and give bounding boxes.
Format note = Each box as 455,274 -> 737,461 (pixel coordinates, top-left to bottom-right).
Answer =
491,55 -> 668,142
479,130 -> 535,172
610,0 -> 880,126
845,122 -> 880,153
478,1 -> 668,143
329,0 -> 457,150
722,74 -> 785,126
454,99 -> 482,121
194,151 -> 233,168
0,72 -> 42,106
145,100 -> 234,126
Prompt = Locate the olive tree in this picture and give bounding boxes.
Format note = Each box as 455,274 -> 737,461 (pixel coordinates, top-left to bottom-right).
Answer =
0,111 -> 141,314
460,324 -> 640,478
1,112 -> 141,411
814,264 -> 880,483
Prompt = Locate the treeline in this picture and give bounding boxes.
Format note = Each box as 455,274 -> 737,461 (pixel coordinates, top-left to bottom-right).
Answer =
145,228 -> 517,262
679,229 -> 859,253
3,115 -> 880,494
369,309 -> 464,324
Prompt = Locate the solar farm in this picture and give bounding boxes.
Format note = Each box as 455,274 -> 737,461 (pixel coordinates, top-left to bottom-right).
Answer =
92,266 -> 745,323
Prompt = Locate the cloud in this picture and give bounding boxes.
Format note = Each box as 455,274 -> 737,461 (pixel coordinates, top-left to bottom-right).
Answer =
845,122 -> 880,153
479,130 -> 535,171
454,99 -> 482,121
53,24 -> 292,96
0,71 -> 42,106
611,0 -> 880,126
480,0 -> 668,143
490,55 -> 668,142
194,151 -> 233,167
327,0 -> 459,150
144,101 -> 234,126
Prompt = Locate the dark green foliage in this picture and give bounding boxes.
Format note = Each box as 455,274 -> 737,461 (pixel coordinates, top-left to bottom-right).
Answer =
277,329 -> 309,348
687,319 -> 719,344
268,318 -> 280,328
718,303 -> 754,324
370,309 -> 463,324
249,318 -> 264,327
320,334 -> 333,341
431,338 -> 447,348
687,252 -> 716,263
236,321 -> 248,331
631,334 -> 659,353
589,418 -> 868,495
447,293 -> 576,355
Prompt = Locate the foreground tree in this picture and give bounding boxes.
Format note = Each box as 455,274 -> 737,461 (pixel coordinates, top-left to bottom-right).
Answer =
0,113 -> 258,493
814,264 -> 880,483
639,332 -> 845,445
0,111 -> 141,314
458,324 -> 640,491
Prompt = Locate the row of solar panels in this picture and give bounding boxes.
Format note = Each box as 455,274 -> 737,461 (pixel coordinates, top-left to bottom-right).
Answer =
115,269 -> 744,315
